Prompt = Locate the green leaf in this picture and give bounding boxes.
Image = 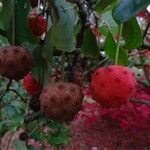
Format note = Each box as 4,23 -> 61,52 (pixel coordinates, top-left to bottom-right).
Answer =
81,28 -> 99,58
12,139 -> 28,150
10,101 -> 27,110
0,0 -> 13,30
50,0 -> 75,52
113,0 -> 150,24
27,145 -> 37,150
7,0 -> 38,44
101,11 -> 118,36
50,133 -> 69,146
11,114 -> 25,125
42,29 -> 54,87
32,33 -> 53,88
48,121 -> 63,130
30,129 -> 46,141
2,105 -> 17,117
122,17 -> 142,49
94,0 -> 117,13
104,32 -> 128,65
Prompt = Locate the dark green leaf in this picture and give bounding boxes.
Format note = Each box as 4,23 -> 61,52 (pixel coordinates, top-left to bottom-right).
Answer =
7,0 -> 38,44
122,17 -> 142,49
11,114 -> 25,125
50,133 -> 69,146
50,0 -> 75,51
81,28 -> 99,58
0,0 -> 13,30
48,121 -> 63,130
30,130 -> 46,141
113,0 -> 150,23
94,0 -> 117,13
104,32 -> 128,65
27,145 -> 37,150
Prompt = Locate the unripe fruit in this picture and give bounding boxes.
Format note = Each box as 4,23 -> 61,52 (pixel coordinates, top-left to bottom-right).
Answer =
28,12 -> 47,36
23,73 -> 41,96
40,82 -> 83,122
91,65 -> 137,108
0,46 -> 34,81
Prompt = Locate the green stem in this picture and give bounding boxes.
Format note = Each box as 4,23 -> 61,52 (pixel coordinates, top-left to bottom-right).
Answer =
12,1 -> 16,45
115,24 -> 123,65
60,51 -> 65,81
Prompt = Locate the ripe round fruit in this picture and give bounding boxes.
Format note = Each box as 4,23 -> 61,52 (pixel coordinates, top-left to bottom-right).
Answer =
28,12 -> 47,36
91,65 -> 137,108
40,82 -> 83,122
0,46 -> 34,80
23,73 -> 41,96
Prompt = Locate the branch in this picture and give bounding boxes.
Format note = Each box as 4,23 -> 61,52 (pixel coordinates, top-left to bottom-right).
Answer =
130,98 -> 150,107
143,20 -> 150,42
9,89 -> 25,102
0,80 -> 12,101
24,111 -> 45,124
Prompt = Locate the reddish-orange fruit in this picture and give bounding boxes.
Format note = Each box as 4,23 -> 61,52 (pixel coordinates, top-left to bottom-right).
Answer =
40,82 -> 83,122
0,46 -> 34,80
91,65 -> 137,108
28,12 -> 47,36
23,73 -> 41,96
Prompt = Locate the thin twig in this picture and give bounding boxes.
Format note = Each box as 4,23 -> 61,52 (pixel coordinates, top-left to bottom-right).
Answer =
130,98 -> 150,107
0,80 -> 12,101
24,111 -> 45,124
60,51 -> 65,81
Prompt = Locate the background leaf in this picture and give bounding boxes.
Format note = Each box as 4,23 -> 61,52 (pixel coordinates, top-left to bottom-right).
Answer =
50,0 -> 75,52
101,11 -> 118,36
81,28 -> 99,58
94,0 -> 117,13
122,17 -> 142,49
104,32 -> 128,65
12,139 -> 28,150
6,0 -> 38,44
0,0 -> 13,30
113,0 -> 150,23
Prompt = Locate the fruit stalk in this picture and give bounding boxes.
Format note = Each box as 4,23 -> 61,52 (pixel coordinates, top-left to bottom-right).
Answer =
115,24 -> 123,65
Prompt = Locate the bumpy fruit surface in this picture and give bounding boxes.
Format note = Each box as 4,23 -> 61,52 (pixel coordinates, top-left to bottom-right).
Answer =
91,65 -> 137,108
23,73 -> 41,96
0,46 -> 34,80
28,12 -> 47,36
40,82 -> 83,122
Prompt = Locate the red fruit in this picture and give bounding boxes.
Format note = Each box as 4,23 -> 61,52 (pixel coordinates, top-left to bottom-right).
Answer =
91,65 -> 137,108
23,73 -> 41,96
28,13 -> 47,36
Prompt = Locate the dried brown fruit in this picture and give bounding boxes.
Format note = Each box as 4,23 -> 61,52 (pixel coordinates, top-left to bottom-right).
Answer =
0,46 -> 34,80
40,82 -> 83,122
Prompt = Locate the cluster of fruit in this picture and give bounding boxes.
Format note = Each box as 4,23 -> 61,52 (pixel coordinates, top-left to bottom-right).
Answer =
0,44 -> 138,122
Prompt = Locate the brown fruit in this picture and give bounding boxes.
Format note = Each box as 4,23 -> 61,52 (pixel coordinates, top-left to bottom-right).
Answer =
0,46 -> 34,80
144,63 -> 150,81
28,0 -> 44,8
40,82 -> 83,122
